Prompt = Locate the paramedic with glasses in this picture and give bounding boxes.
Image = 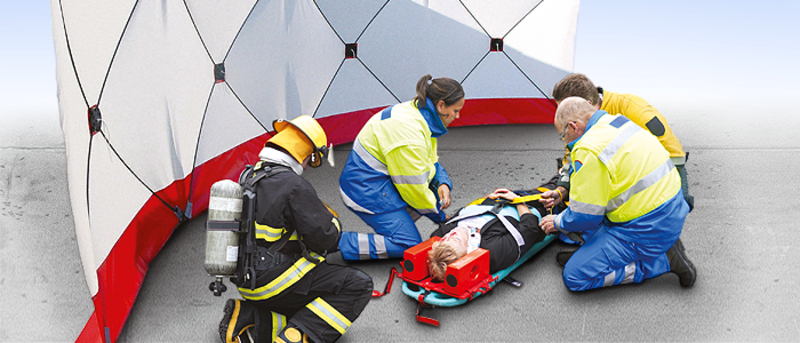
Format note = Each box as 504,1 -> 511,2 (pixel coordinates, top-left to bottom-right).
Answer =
538,97 -> 696,291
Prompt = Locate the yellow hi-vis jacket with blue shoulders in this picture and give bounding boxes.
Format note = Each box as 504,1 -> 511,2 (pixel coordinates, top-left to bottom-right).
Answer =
554,111 -> 686,243
339,98 -> 452,222
601,90 -> 686,165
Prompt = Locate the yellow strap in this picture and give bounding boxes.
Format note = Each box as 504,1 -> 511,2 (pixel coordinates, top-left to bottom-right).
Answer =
467,193 -> 545,207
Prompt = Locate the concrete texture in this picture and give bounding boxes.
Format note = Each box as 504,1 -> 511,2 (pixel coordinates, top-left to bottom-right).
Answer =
2,99 -> 800,342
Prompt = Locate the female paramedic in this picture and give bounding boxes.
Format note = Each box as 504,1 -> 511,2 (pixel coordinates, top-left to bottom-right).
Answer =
427,188 -> 550,281
337,74 -> 465,260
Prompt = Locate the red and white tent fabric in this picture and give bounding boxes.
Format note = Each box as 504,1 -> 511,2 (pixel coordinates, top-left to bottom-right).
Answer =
50,0 -> 579,341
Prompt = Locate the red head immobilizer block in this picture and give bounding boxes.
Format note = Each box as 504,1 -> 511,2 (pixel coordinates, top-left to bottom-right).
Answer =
444,248 -> 490,295
401,237 -> 440,281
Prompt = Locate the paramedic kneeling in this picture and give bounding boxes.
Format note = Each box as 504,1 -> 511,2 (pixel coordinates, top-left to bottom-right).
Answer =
338,74 -> 463,260
427,189 -> 548,281
539,97 -> 696,291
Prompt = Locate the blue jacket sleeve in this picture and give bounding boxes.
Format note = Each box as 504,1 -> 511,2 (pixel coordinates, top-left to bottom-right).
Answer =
420,162 -> 451,223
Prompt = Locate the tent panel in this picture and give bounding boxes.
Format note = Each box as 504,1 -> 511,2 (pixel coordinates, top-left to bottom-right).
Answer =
358,0 -> 488,101
56,0 -> 136,103
183,0 -> 258,62
87,138 -> 161,281
225,0 -> 343,126
194,84 -> 269,167
314,59 -> 399,120
458,0 -> 544,37
50,0 -> 98,297
462,52 -> 561,99
99,0 -> 213,189
315,0 -> 390,43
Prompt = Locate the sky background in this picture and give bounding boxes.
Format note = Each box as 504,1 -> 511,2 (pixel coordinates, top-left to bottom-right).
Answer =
0,1 -> 798,127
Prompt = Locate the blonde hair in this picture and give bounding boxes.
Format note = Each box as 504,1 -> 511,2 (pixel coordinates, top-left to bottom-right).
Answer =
427,243 -> 464,282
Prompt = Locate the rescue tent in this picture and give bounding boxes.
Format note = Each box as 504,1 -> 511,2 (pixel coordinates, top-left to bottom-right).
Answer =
50,0 -> 579,341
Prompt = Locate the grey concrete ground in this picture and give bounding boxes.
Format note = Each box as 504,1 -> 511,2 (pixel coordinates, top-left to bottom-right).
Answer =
2,99 -> 800,342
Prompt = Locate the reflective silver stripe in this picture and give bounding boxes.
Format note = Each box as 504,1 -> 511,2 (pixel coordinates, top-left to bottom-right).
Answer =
621,262 -> 636,284
358,233 -> 371,260
598,122 -> 639,165
374,235 -> 389,259
308,298 -> 351,333
603,271 -> 616,287
353,139 -> 388,175
272,312 -> 286,340
606,159 -> 675,212
243,259 -> 313,299
390,171 -> 430,185
554,213 -> 569,235
339,187 -> 373,214
670,155 -> 686,166
416,207 -> 438,214
569,199 -> 606,216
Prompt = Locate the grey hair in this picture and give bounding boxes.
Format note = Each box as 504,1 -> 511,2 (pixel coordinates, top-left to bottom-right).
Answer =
555,96 -> 596,128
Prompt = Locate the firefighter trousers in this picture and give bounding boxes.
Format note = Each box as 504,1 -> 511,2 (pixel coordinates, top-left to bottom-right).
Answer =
243,262 -> 373,343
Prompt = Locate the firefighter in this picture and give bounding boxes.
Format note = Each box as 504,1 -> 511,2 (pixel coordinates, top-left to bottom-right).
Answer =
337,74 -> 464,260
219,115 -> 373,343
547,73 -> 693,212
539,98 -> 696,291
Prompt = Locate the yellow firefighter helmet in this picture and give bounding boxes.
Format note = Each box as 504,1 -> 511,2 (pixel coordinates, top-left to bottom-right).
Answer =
269,115 -> 329,168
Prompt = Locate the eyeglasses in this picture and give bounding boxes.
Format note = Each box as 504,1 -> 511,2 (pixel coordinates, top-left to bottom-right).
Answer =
559,121 -> 573,141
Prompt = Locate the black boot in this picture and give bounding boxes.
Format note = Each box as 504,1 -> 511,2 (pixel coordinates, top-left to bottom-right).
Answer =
275,324 -> 312,343
556,249 -> 577,267
219,298 -> 256,343
666,239 -> 697,287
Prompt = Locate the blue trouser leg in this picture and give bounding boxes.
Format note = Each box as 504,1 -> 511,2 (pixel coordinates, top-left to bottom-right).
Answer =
562,225 -> 675,291
338,207 -> 422,260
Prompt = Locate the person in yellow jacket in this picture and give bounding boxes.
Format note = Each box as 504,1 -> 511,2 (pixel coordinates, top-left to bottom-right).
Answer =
539,97 -> 696,291
338,74 -> 464,260
548,73 -> 693,212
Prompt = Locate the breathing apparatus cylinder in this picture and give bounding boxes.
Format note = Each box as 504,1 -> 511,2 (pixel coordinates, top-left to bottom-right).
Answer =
205,179 -> 243,295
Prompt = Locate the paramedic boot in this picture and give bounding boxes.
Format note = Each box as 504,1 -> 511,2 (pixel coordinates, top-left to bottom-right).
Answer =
666,239 -> 696,287
219,298 -> 256,343
556,248 -> 577,267
275,324 -> 312,343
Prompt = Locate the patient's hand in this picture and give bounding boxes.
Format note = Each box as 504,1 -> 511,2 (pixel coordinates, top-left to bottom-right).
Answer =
488,188 -> 518,201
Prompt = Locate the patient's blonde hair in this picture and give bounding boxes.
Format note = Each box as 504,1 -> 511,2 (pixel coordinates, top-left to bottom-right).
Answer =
427,243 -> 465,281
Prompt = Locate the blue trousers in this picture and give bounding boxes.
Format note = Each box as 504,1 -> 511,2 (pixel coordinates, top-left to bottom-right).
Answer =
563,225 -> 676,291
338,207 -> 422,260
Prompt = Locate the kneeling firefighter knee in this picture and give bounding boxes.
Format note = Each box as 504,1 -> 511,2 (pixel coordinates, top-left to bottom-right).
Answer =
346,268 -> 374,315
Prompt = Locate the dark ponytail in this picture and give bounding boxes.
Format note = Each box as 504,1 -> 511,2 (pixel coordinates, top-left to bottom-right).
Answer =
413,74 -> 465,112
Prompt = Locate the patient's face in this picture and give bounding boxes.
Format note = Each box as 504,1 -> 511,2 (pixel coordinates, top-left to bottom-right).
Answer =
439,226 -> 469,257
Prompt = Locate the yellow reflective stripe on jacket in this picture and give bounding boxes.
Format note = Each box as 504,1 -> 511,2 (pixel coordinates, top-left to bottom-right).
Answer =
571,114 -> 680,223
237,253 -> 324,300
355,101 -> 441,214
306,297 -> 352,334
601,90 -> 685,159
255,222 -> 299,242
331,217 -> 341,232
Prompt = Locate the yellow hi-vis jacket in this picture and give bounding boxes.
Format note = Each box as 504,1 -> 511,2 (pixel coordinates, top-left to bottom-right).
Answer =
601,90 -> 686,165
339,99 -> 451,222
555,111 -> 685,243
